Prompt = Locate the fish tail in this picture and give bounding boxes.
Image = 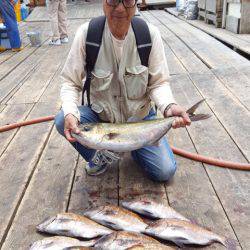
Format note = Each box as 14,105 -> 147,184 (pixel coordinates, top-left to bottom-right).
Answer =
189,113 -> 211,122
220,237 -> 237,250
186,99 -> 211,122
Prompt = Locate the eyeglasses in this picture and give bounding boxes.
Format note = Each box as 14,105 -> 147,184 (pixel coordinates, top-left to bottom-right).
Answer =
106,0 -> 137,8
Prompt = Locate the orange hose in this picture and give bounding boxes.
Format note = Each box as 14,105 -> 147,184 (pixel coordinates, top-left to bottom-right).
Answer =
0,115 -> 249,170
171,146 -> 250,171
0,115 -> 55,133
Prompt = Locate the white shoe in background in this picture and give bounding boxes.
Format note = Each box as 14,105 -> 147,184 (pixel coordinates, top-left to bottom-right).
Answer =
49,39 -> 61,46
60,37 -> 69,44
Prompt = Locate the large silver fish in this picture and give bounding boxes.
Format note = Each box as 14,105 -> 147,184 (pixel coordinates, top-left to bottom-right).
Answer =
29,236 -> 95,250
64,232 -> 174,250
36,213 -> 112,239
83,205 -> 148,233
122,200 -> 189,221
72,100 -> 210,152
145,219 -> 235,249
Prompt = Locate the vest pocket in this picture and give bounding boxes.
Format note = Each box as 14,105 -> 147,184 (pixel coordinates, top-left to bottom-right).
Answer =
91,69 -> 113,92
124,65 -> 148,100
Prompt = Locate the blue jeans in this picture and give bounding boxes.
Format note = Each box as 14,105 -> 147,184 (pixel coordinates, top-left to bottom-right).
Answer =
55,106 -> 177,182
0,0 -> 22,49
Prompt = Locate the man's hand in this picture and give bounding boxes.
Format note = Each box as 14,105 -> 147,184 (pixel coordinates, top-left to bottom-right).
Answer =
164,104 -> 191,129
64,114 -> 80,142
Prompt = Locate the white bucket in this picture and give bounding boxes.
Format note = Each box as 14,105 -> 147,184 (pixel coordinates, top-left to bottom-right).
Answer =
27,31 -> 42,47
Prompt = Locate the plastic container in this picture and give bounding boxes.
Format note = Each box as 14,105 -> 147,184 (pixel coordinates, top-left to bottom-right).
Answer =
21,4 -> 29,21
184,0 -> 198,20
27,31 -> 42,47
176,0 -> 186,12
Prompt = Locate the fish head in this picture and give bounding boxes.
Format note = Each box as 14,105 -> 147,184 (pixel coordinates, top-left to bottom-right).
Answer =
73,124 -> 104,147
36,215 -> 57,232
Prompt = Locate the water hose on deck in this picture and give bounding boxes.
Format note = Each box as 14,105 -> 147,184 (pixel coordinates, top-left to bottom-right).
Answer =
0,116 -> 249,170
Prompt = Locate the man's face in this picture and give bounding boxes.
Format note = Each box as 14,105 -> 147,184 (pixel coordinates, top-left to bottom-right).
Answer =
103,0 -> 136,31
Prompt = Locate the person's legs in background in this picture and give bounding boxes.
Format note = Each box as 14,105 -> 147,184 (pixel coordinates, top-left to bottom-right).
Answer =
131,110 -> 177,182
58,0 -> 68,43
46,0 -> 61,45
0,0 -> 22,51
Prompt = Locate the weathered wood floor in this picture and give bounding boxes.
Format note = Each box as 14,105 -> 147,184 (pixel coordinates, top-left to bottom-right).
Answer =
166,7 -> 250,56
0,4 -> 249,250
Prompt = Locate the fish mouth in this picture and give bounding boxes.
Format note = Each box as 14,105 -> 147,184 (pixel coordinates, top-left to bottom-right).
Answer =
36,216 -> 56,231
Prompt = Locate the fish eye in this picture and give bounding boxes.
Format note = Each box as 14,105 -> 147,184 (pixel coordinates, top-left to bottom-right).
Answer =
83,126 -> 91,132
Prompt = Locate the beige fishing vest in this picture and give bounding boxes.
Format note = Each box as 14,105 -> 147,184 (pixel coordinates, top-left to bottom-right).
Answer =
90,22 -> 152,123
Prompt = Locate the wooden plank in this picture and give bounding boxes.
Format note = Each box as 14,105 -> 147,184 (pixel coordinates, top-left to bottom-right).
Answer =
0,33 -> 49,82
1,128 -> 78,250
0,21 -> 81,104
0,21 -> 47,65
141,11 -> 209,73
119,153 -> 169,205
240,0 -> 250,34
0,105 -> 6,113
6,45 -> 65,105
0,20 -> 84,246
189,72 -> 250,161
166,7 -> 250,52
212,66 -> 250,110
166,127 -> 240,249
164,46 -> 186,76
153,10 -> 250,69
68,157 -> 118,213
0,42 -> 68,157
170,73 -> 249,249
0,103 -> 33,157
26,4 -> 103,22
0,102 -> 55,247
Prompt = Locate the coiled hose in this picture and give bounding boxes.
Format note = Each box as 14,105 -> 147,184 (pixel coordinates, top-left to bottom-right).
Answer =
0,116 -> 249,170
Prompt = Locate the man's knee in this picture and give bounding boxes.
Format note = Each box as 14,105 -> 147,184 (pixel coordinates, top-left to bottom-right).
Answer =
148,160 -> 177,182
54,110 -> 65,136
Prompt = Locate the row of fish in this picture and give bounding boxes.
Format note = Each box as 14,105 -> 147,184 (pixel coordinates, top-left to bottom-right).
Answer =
30,200 -> 236,249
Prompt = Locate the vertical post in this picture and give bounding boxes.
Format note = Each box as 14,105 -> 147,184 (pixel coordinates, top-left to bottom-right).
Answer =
222,0 -> 227,28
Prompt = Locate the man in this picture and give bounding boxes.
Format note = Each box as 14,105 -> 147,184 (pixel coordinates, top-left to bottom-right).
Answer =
46,0 -> 68,45
0,0 -> 22,51
55,0 -> 191,182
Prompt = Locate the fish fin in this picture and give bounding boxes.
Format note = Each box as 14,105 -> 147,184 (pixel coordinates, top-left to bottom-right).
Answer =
186,99 -> 211,122
186,99 -> 206,114
171,238 -> 187,248
103,220 -> 119,230
104,133 -> 120,140
189,113 -> 211,122
221,238 -> 237,250
127,116 -> 142,123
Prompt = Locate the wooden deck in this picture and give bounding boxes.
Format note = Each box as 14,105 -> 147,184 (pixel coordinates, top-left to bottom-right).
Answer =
0,4 -> 249,250
166,7 -> 250,57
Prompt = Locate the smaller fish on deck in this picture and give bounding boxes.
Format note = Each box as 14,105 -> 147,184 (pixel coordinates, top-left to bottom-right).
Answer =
83,205 -> 148,233
94,231 -> 175,250
145,219 -> 236,249
29,236 -> 96,250
36,213 -> 112,239
122,200 -> 189,221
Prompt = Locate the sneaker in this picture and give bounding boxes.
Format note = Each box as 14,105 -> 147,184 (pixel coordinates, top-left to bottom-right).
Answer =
49,39 -> 61,46
60,37 -> 69,44
12,46 -> 23,52
85,150 -> 120,176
